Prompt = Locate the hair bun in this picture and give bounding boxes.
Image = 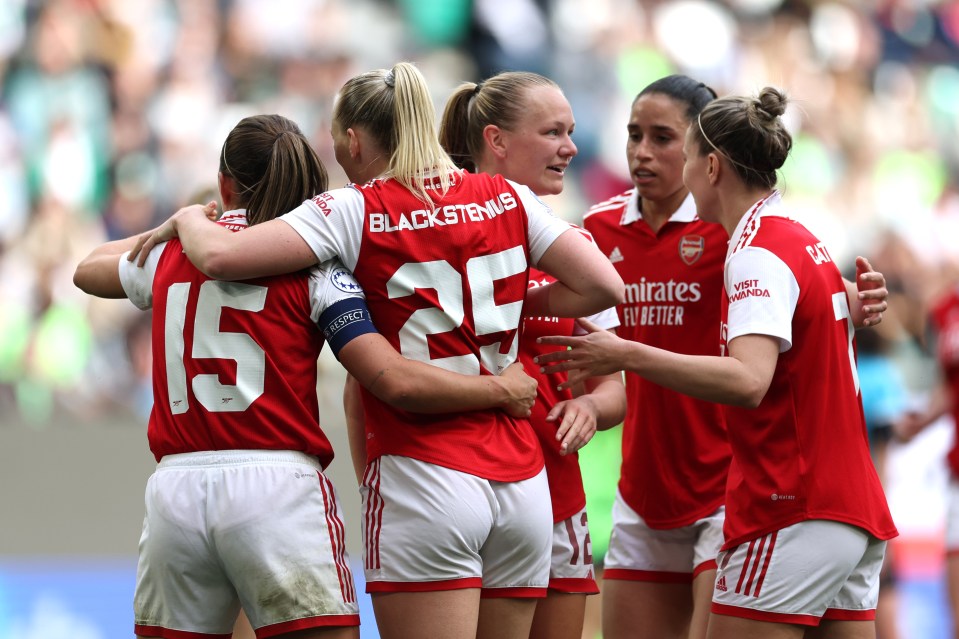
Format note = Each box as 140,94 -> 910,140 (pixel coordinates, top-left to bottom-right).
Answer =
753,86 -> 788,121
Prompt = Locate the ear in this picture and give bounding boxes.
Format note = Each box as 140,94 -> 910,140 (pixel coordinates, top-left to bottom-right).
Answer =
218,171 -> 234,209
482,124 -> 508,160
347,127 -> 361,160
706,153 -> 721,186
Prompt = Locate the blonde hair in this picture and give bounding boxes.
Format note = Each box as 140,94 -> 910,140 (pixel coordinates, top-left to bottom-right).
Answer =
691,86 -> 792,190
332,62 -> 459,204
439,71 -> 560,173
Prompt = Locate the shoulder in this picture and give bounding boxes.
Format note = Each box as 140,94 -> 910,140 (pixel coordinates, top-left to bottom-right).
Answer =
584,189 -> 633,222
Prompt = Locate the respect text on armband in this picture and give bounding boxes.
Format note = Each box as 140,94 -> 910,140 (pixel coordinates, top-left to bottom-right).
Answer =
368,192 -> 518,233
323,308 -> 369,340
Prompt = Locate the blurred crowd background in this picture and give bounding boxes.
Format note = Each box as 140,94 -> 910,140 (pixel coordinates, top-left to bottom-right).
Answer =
2,0 -> 959,426
2,0 -> 959,635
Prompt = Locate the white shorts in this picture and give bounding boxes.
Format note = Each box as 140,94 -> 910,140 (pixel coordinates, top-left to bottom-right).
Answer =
946,478 -> 959,554
134,450 -> 359,637
548,506 -> 599,594
361,455 -> 552,597
712,519 -> 885,626
604,490 -> 724,583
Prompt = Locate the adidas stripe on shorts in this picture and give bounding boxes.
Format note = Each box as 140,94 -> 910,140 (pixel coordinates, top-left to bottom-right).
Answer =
712,519 -> 885,626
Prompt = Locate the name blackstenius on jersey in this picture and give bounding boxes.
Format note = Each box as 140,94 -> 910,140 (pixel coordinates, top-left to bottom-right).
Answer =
368,192 -> 519,233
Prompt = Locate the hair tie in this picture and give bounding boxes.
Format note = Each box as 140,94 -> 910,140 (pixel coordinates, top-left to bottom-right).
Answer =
473,82 -> 483,96
384,70 -> 396,88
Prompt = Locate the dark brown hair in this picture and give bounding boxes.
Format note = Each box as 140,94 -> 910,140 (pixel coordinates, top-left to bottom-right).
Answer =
691,86 -> 792,190
219,114 -> 328,226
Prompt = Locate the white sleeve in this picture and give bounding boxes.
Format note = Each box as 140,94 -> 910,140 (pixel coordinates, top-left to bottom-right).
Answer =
725,246 -> 799,352
507,179 -> 573,265
308,258 -> 367,323
574,306 -> 621,335
279,188 -> 366,271
118,243 -> 167,310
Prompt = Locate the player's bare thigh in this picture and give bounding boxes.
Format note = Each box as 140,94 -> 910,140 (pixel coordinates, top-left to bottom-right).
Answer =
529,592 -> 587,639
373,589 -> 480,639
602,580 -> 692,639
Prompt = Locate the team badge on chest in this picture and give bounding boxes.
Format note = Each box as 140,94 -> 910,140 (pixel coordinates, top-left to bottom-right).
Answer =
679,235 -> 705,265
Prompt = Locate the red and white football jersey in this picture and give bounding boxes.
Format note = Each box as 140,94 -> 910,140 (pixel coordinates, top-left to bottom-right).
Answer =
584,190 -> 731,528
931,286 -> 959,477
119,210 -> 361,467
282,172 -> 571,482
519,267 -> 620,523
719,192 -> 897,548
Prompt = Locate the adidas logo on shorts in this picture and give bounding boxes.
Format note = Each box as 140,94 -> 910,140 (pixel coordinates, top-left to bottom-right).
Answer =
716,576 -> 727,592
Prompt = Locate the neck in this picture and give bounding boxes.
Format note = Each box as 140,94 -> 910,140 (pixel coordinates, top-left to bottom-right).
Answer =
717,186 -> 776,236
640,187 -> 688,232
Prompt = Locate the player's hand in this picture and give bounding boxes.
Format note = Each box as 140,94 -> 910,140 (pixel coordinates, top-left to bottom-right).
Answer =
548,395 -> 598,455
129,201 -> 217,267
852,256 -> 887,328
498,362 -> 537,418
535,318 -> 626,390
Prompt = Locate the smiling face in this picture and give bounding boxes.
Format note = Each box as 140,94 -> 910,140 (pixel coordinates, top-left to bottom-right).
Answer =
626,93 -> 691,206
494,85 -> 577,196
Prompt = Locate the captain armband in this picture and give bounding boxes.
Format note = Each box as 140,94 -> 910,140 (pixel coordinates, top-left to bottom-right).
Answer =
317,297 -> 379,359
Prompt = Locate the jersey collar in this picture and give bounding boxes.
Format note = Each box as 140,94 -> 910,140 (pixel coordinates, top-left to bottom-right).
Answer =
620,191 -> 698,227
217,208 -> 249,228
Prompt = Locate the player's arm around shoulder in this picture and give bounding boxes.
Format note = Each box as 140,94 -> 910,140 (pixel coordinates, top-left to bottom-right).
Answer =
75,234 -> 152,299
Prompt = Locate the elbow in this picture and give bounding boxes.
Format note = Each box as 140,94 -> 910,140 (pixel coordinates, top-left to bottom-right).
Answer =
608,278 -> 626,307
594,275 -> 625,313
73,266 -> 90,294
370,376 -> 420,411
73,264 -> 99,295
604,272 -> 626,307
194,248 -> 236,280
729,380 -> 768,409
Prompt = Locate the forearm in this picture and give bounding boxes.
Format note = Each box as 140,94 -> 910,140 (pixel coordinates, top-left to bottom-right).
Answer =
581,374 -> 627,430
364,362 -> 511,413
173,212 -> 317,280
524,281 -> 619,319
530,230 -> 625,318
74,235 -> 143,298
617,341 -> 765,407
338,334 -> 511,413
175,212 -> 246,279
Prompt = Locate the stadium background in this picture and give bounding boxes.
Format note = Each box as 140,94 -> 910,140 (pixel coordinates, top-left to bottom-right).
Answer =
2,0 -> 959,636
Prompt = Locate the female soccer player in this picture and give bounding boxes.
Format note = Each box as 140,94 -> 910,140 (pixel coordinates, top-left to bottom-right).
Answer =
128,63 -> 624,639
439,70 -> 627,639
74,113 -> 541,639
579,75 -> 891,639
537,87 -> 897,639
580,75 -> 728,639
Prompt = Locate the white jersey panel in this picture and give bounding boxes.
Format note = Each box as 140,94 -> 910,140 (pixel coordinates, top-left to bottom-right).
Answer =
280,188 -> 366,270
576,306 -> 621,335
725,246 -> 799,352
119,242 -> 168,310
307,258 -> 367,323
505,178 -> 573,265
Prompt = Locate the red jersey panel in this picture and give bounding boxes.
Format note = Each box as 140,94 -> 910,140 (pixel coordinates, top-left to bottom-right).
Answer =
931,287 -> 959,477
349,173 -> 557,482
719,195 -> 897,548
519,269 -> 585,522
584,190 -> 731,528
123,213 -> 334,466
